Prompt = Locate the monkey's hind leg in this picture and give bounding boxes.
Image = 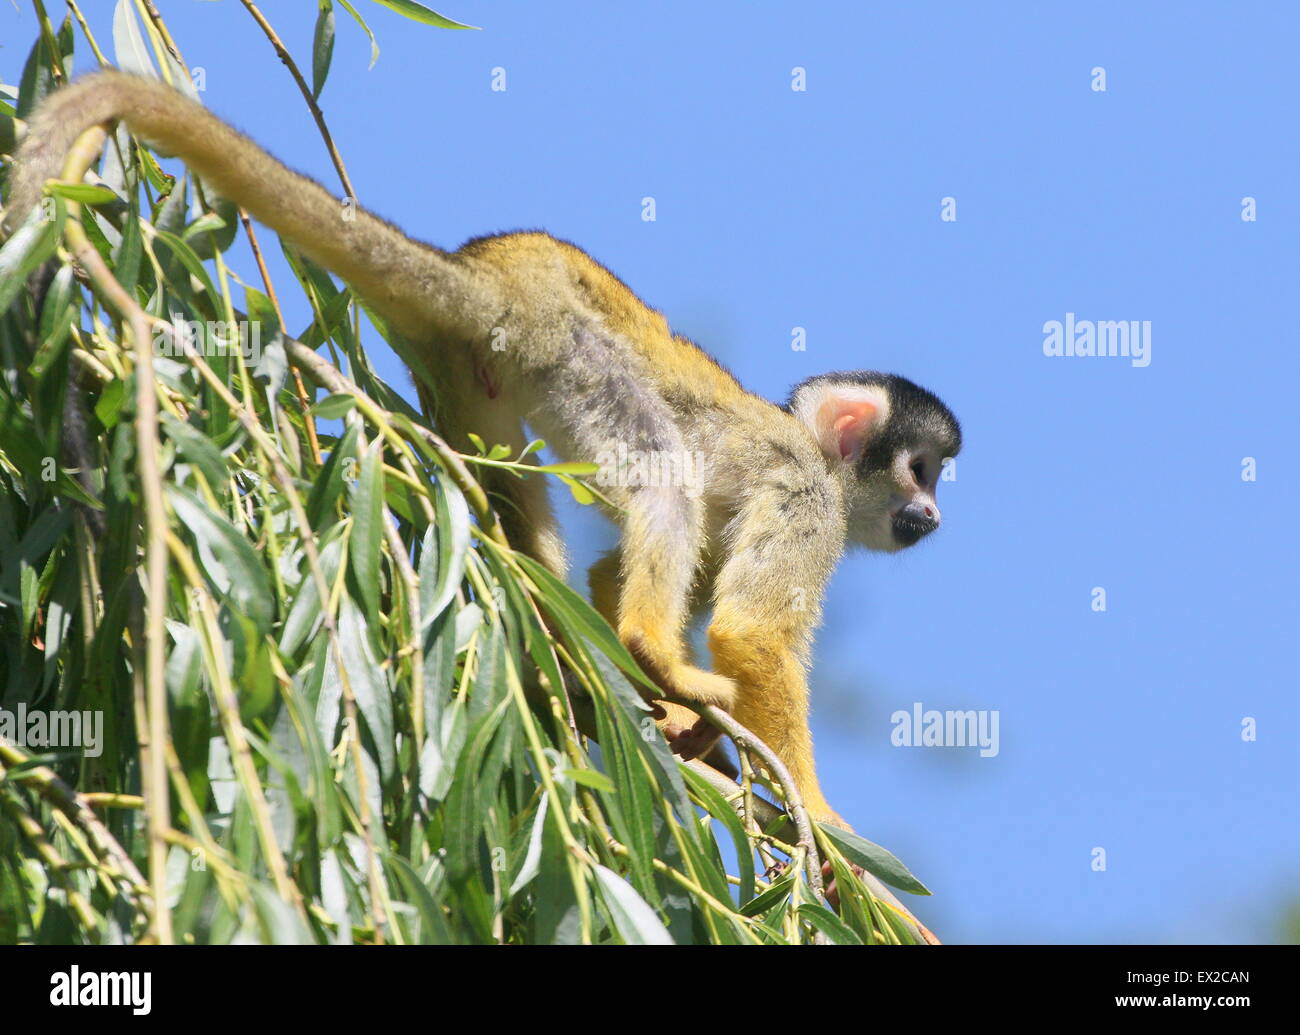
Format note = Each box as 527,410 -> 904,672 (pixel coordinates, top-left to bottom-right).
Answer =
422,371 -> 567,579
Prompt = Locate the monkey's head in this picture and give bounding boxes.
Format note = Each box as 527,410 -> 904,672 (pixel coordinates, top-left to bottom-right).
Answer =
787,371 -> 962,552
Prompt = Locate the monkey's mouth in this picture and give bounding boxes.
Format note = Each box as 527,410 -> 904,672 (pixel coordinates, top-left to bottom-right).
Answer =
890,507 -> 938,547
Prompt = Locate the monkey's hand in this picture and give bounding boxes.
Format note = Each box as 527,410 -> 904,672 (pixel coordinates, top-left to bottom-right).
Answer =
625,635 -> 737,712
664,714 -> 723,762
658,701 -> 728,766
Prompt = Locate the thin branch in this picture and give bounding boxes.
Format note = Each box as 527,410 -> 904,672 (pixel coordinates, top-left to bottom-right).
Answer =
239,0 -> 357,200
664,697 -> 824,902
61,124 -> 173,945
238,210 -> 323,464
0,791 -> 100,931
683,758 -> 940,945
0,738 -> 150,901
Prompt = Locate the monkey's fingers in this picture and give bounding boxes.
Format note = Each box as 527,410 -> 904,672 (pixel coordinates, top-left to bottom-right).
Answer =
664,716 -> 722,761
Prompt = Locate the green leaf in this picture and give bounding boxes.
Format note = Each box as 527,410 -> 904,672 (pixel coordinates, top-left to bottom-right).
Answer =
680,765 -> 755,904
168,484 -> 274,633
306,421 -> 360,529
508,792 -> 549,896
94,379 -> 127,429
183,199 -> 239,261
28,264 -> 77,382
112,203 -> 144,294
513,554 -> 657,697
111,0 -> 157,77
279,534 -> 341,659
590,680 -> 659,896
15,24 -> 58,119
348,438 -> 385,619
161,413 -> 227,491
370,0 -> 480,30
419,477 -> 470,626
797,903 -> 864,945
740,874 -> 795,917
337,594 -> 396,784
312,1 -> 337,98
152,228 -> 222,307
0,111 -> 16,156
247,882 -> 312,944
442,697 -> 511,881
592,865 -> 673,945
335,0 -> 380,67
385,853 -> 454,944
818,823 -> 932,896
556,473 -> 595,506
312,393 -> 357,420
0,205 -> 61,315
533,801 -> 582,944
45,183 -> 119,205
563,768 -> 616,793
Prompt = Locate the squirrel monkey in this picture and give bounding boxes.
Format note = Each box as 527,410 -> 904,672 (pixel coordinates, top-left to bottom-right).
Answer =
5,72 -> 962,829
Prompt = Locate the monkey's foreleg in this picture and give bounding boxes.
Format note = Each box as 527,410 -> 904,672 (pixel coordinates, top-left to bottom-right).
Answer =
614,480 -> 736,712
588,547 -> 732,768
705,497 -> 848,829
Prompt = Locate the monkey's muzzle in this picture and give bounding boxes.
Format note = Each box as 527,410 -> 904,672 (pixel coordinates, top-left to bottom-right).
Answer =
891,501 -> 939,547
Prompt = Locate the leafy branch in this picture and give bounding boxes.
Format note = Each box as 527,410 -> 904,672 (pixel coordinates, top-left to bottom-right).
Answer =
0,1 -> 936,946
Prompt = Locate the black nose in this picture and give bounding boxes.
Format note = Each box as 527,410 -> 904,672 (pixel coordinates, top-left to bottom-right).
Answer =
891,502 -> 939,547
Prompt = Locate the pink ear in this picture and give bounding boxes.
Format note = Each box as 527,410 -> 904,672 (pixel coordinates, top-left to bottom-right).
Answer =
820,398 -> 879,461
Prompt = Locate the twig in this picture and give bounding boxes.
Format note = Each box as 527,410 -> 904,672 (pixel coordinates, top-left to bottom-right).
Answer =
683,758 -> 939,944
663,697 -> 824,902
61,124 -> 173,945
0,738 -> 150,901
239,0 -> 357,200
238,210 -> 323,464
0,790 -> 100,931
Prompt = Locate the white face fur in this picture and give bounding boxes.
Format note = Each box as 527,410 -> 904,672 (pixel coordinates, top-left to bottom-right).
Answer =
791,376 -> 954,553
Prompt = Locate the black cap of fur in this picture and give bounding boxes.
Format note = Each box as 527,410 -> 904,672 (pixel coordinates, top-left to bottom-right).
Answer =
785,371 -> 962,475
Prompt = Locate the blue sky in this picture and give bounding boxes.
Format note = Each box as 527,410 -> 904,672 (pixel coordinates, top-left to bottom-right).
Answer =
9,1 -> 1296,943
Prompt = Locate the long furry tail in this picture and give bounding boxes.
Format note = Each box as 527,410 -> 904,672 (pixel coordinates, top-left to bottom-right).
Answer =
5,70 -> 495,339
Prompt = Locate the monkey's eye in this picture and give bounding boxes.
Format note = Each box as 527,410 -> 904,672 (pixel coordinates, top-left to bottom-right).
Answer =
910,459 -> 926,484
